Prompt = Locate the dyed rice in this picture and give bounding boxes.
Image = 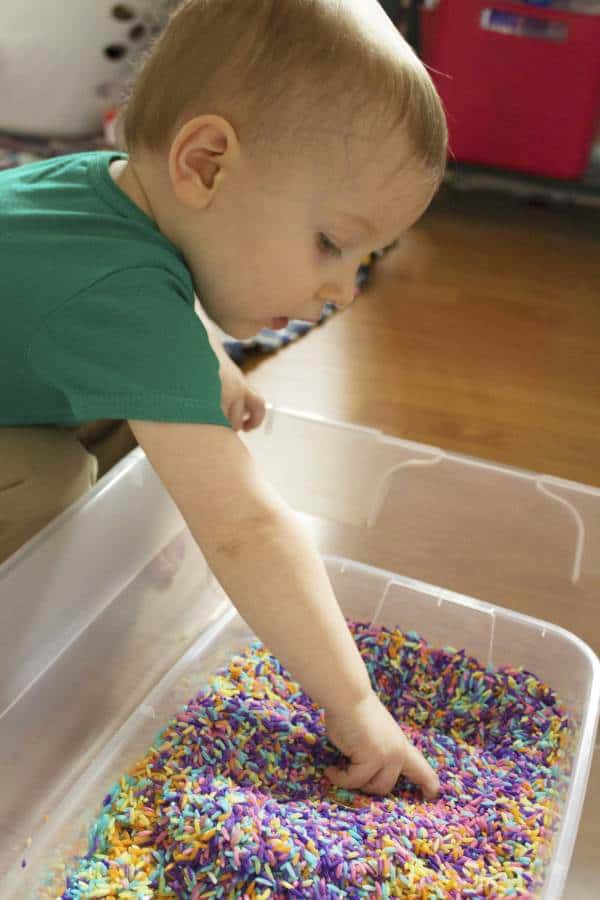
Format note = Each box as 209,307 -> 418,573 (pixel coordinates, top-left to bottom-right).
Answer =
59,622 -> 574,898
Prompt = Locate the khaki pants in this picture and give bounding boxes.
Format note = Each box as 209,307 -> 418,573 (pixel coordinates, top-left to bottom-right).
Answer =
0,420 -> 137,565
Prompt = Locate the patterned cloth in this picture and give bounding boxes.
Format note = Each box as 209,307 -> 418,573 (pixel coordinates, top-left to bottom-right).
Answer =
1,131 -> 387,365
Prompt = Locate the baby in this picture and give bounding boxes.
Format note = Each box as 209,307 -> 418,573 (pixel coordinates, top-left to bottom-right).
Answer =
0,0 -> 446,799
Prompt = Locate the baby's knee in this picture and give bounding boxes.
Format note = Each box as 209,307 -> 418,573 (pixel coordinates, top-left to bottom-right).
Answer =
0,427 -> 97,564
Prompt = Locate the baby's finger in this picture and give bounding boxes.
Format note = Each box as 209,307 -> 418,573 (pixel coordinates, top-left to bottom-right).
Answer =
401,742 -> 440,800
243,390 -> 266,431
324,762 -> 376,791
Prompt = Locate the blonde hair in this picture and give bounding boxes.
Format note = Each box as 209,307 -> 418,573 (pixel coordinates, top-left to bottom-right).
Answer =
120,0 -> 447,180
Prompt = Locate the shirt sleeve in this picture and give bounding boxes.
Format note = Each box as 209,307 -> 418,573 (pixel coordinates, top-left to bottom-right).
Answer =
28,266 -> 231,428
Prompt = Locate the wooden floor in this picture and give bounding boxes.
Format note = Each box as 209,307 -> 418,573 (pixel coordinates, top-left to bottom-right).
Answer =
245,186 -> 600,488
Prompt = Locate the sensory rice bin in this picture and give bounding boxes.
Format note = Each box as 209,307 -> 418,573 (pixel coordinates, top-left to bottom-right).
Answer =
3,412 -> 600,899
54,613 -> 574,900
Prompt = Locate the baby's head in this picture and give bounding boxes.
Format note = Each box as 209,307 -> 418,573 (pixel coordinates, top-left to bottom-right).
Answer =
120,0 -> 447,339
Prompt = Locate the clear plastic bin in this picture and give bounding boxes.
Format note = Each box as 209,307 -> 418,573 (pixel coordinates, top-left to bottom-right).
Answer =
1,406 -> 599,898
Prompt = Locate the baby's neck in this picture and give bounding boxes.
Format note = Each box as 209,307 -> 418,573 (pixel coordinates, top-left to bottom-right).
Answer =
109,158 -> 156,223
109,154 -> 191,262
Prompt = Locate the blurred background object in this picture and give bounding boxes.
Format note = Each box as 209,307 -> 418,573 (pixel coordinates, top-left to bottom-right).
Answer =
2,0 -> 597,203
394,0 -> 600,205
0,1 -> 172,138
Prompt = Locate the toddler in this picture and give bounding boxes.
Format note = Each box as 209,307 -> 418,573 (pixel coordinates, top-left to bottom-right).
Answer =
0,0 -> 446,799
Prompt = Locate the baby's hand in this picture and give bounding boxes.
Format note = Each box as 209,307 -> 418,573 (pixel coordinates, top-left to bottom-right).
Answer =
324,691 -> 439,799
217,348 -> 266,432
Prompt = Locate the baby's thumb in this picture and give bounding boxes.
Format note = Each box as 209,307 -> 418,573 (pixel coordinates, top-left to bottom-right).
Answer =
243,389 -> 266,431
324,762 -> 375,791
227,396 -> 246,431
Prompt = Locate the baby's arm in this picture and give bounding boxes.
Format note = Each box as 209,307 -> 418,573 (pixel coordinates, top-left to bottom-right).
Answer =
129,420 -> 439,799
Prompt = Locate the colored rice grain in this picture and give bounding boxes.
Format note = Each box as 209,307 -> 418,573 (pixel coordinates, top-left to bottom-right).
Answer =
60,622 -> 574,898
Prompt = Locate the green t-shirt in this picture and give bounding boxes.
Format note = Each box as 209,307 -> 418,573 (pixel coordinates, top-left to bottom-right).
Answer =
0,151 -> 231,429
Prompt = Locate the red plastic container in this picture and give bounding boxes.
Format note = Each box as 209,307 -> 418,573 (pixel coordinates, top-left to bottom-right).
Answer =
420,0 -> 600,179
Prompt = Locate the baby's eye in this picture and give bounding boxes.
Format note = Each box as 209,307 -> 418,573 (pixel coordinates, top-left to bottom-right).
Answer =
317,233 -> 342,258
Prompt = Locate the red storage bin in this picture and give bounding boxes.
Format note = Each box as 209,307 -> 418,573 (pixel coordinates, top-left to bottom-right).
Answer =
420,0 -> 600,179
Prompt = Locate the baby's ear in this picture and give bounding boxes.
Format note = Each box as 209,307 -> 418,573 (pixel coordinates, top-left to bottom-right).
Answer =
168,114 -> 240,210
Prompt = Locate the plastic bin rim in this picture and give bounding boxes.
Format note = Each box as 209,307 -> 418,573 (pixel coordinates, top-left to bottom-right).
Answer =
323,553 -> 600,686
2,404 -> 599,580
2,404 -> 599,585
263,404 -> 600,497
